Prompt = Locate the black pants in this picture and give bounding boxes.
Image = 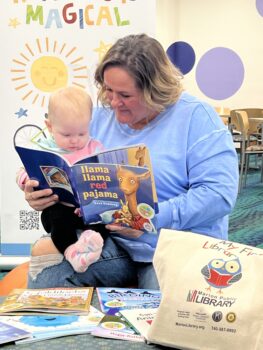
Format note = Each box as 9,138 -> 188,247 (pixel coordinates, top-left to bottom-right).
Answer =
41,203 -> 109,254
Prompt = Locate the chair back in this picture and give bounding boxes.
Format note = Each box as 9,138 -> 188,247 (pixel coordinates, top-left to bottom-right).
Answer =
230,110 -> 250,138
231,108 -> 263,134
237,108 -> 263,118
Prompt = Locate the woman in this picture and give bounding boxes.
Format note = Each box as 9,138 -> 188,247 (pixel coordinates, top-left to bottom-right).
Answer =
24,34 -> 239,289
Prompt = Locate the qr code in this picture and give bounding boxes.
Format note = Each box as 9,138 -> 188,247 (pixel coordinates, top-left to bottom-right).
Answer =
19,210 -> 40,230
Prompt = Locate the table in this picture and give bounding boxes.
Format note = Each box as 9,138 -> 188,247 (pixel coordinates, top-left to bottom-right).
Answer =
1,294 -> 173,350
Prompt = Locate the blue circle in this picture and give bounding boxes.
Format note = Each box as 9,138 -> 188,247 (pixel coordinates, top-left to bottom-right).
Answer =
196,47 -> 244,100
166,41 -> 195,74
256,0 -> 263,16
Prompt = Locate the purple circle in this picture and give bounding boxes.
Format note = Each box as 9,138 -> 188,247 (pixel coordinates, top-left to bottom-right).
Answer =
256,0 -> 263,16
166,41 -> 195,75
196,47 -> 244,100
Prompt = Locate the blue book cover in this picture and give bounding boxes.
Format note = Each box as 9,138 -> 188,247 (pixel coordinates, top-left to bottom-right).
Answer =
15,132 -> 158,232
0,321 -> 31,345
96,288 -> 161,315
0,306 -> 103,344
71,162 -> 157,232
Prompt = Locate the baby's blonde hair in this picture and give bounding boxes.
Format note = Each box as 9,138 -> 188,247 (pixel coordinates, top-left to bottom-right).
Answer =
48,86 -> 92,123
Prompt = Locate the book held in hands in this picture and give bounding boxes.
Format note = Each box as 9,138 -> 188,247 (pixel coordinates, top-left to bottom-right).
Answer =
14,125 -> 158,232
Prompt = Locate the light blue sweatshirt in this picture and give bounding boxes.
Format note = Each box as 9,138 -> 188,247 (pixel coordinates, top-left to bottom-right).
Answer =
90,92 -> 239,262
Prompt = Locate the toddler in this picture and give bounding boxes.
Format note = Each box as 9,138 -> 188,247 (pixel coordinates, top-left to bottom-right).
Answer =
17,86 -> 104,272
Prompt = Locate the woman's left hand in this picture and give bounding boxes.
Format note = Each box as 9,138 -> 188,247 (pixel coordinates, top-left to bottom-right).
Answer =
105,224 -> 144,238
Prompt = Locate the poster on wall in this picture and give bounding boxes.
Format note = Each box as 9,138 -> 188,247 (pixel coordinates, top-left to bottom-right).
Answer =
0,0 -> 156,256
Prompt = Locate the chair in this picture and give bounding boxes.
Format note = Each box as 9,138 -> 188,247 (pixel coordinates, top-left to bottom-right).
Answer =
230,110 -> 263,192
231,108 -> 263,142
215,106 -> 230,128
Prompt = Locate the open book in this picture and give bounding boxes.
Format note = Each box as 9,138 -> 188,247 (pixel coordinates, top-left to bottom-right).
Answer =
14,125 -> 158,232
0,288 -> 93,315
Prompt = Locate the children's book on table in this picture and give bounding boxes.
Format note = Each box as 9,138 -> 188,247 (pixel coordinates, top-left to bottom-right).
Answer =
0,306 -> 104,344
96,287 -> 161,315
0,321 -> 31,345
0,287 -> 93,315
14,125 -> 158,233
119,308 -> 157,339
91,312 -> 144,342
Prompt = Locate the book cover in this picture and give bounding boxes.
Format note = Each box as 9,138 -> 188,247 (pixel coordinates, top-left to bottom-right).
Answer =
0,288 -> 93,315
0,321 -> 31,345
91,313 -> 144,342
120,308 -> 157,339
0,306 -> 103,344
71,162 -> 157,232
14,126 -> 158,231
96,288 -> 161,315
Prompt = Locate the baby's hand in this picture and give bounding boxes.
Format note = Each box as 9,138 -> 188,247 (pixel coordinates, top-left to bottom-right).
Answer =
74,208 -> 82,217
106,224 -> 143,238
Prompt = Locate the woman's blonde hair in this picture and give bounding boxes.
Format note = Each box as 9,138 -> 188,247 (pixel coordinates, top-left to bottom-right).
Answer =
95,34 -> 183,113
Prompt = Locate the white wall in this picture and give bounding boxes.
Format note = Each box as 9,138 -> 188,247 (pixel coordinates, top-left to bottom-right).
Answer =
156,0 -> 263,109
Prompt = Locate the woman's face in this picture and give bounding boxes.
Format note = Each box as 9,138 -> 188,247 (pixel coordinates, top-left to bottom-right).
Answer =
103,66 -> 156,129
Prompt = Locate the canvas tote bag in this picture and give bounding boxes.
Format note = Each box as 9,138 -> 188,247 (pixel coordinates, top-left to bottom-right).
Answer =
147,229 -> 263,349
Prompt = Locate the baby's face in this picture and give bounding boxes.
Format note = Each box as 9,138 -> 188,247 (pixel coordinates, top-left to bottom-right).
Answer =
51,115 -> 90,152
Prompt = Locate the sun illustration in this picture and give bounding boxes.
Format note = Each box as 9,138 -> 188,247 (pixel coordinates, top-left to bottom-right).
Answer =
11,37 -> 88,107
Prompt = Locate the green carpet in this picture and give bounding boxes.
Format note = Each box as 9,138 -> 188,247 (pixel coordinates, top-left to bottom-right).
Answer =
229,168 -> 263,249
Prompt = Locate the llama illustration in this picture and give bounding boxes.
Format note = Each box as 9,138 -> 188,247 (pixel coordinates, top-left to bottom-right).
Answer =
113,165 -> 151,230
135,146 -> 146,166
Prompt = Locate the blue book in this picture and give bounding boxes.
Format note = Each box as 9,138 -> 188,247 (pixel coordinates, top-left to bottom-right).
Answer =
14,127 -> 158,232
0,321 -> 31,345
96,288 -> 161,315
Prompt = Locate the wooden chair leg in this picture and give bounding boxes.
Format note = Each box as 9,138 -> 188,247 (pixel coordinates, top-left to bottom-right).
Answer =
261,155 -> 263,182
238,152 -> 245,193
243,153 -> 249,188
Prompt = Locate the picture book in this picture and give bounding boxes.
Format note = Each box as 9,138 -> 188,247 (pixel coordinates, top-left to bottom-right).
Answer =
120,308 -> 157,339
91,312 -> 144,342
0,288 -> 93,315
14,125 -> 158,231
0,306 -> 104,344
96,288 -> 161,315
0,321 -> 31,345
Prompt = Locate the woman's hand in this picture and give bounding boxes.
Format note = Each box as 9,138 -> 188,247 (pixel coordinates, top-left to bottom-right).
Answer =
25,179 -> 58,211
105,224 -> 144,238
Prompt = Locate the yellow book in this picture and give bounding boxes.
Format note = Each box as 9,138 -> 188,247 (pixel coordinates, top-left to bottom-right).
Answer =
0,287 -> 93,315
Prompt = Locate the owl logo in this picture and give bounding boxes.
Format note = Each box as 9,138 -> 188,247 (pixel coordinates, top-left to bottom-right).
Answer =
201,258 -> 242,293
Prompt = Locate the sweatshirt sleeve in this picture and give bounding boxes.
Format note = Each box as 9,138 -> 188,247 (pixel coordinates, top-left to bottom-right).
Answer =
156,128 -> 239,238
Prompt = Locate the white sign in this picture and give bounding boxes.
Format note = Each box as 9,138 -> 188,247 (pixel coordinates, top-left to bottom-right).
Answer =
0,0 -> 156,256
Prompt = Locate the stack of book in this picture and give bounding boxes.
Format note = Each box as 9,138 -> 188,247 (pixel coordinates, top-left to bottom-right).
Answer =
0,286 -> 162,345
0,287 -> 103,345
91,287 -> 161,342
